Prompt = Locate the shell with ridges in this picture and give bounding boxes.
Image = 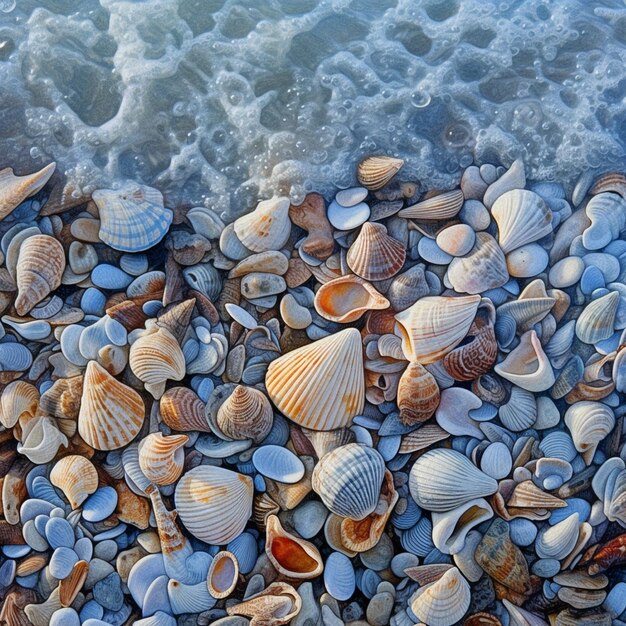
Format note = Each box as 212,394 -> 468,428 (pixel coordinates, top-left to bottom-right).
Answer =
397,361 -> 440,425
216,384 -> 274,443
575,291 -> 619,345
159,386 -> 209,432
357,156 -> 404,190
536,513 -> 580,560
399,189 -> 464,220
0,381 -> 39,429
0,162 -> 55,221
233,197 -> 291,253
50,455 -> 98,509
138,433 -> 189,485
346,222 -> 406,281
226,581 -> 301,626
564,401 -> 615,466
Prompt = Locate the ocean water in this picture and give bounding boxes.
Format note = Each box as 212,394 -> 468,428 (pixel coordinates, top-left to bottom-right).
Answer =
0,0 -> 625,217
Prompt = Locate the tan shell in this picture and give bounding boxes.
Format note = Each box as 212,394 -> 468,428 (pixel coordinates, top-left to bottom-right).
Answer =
58,560 -> 89,607
233,197 -> 291,253
399,189 -> 464,220
397,361 -> 440,425
138,433 -> 189,485
159,386 -> 210,432
50,455 -> 98,509
399,424 -> 450,453
357,156 -> 404,190
0,381 -> 39,429
39,376 -> 83,420
226,581 -> 302,626
78,360 -> 145,451
207,550 -> 239,599
216,384 -> 274,443
0,162 -> 56,221
346,222 -> 406,281
506,480 -> 566,510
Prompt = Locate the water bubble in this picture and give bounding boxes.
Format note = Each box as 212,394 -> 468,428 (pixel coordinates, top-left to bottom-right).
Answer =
410,91 -> 431,108
0,0 -> 16,12
443,122 -> 472,148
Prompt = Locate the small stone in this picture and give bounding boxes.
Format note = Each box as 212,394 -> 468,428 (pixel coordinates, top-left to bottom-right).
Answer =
116,547 -> 147,584
604,582 -> 626,617
548,255 -> 584,288
461,166 -> 488,200
459,199 -> 490,231
292,581 -> 321,626
136,531 -> 161,554
343,602 -> 364,623
292,501 -> 327,538
93,572 -> 124,611
321,604 -> 344,626
280,293 -> 312,330
327,199 -> 370,230
436,224 -> 475,257
336,187 -> 368,207
366,591 -> 394,626
84,558 -> 115,590
94,539 -> 118,562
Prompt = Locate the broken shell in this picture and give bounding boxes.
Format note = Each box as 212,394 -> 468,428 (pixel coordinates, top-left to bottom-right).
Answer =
138,433 -> 189,485
50,455 -> 98,509
0,380 -> 39,429
432,498 -> 494,555
207,551 -> 239,599
17,415 -> 68,465
357,156 -> 404,190
226,581 -> 301,626
0,162 -> 55,220
346,222 -> 406,281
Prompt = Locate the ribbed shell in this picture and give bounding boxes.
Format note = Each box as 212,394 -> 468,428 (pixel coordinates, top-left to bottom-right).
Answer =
233,197 -> 291,253
499,297 -> 555,330
0,380 -> 39,429
15,235 -> 66,316
39,375 -> 83,420
312,443 -> 385,520
410,567 -> 471,626
536,513 -> 580,560
78,360 -> 145,451
398,189 -> 464,220
175,465 -> 253,545
346,222 -> 406,281
216,385 -> 274,443
138,433 -> 188,485
265,327 -> 364,431
394,295 -> 480,364
498,386 -> 537,432
0,162 -> 56,220
409,448 -> 498,512
92,184 -> 173,252
357,156 -> 404,190
50,455 -> 98,509
397,361 -> 440,425
565,401 -> 615,465
159,386 -> 210,432
582,192 -> 626,250
575,291 -> 619,345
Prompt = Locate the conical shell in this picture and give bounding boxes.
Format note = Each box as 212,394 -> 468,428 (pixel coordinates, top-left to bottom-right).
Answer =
0,380 -> 39,429
216,385 -> 274,443
394,295 -> 481,364
565,402 -> 615,466
398,189 -> 464,220
92,183 -> 173,252
314,274 -> 389,323
50,455 -> 98,509
207,551 -> 239,599
159,386 -> 210,432
409,448 -> 498,512
357,156 -> 404,190
507,480 -> 566,510
265,327 -> 364,431
397,361 -> 440,425
138,433 -> 189,485
78,360 -> 145,450
15,234 -> 66,316
575,291 -> 619,345
0,162 -> 56,221
346,222 -> 406,281
175,465 -> 253,544
233,197 -> 291,253
156,298 -> 196,344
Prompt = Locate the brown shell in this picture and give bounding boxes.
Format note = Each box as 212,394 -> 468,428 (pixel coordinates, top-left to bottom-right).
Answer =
216,385 -> 274,443
584,533 -> 626,575
159,386 -> 210,432
39,376 -> 83,420
397,361 -> 440,425
59,560 -> 89,607
156,298 -> 196,344
399,424 -> 450,453
106,299 -> 149,331
357,156 -> 404,191
506,480 -> 567,510
0,381 -> 39,429
590,172 -> 626,200
464,613 -> 503,626
50,455 -> 99,509
398,189 -> 464,220
347,222 -> 406,281
226,581 -> 302,626
472,374 -> 508,406
0,586 -> 38,626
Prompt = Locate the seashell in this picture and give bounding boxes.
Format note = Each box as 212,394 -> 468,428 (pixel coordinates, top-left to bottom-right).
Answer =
396,361 -> 440,425
78,360 -> 145,450
314,274 -> 389,323
312,443 -> 385,520
0,380 -> 39,429
226,581 -> 302,626
216,385 -> 274,443
447,232 -> 509,294
300,427 -> 355,459
432,498 -> 493,555
175,465 -> 253,544
399,189 -> 464,220
17,415 -> 68,464
575,291 -> 619,345
50,455 -> 98,509
357,156 -> 404,190
498,386 -> 537,431
483,158 -> 526,208
435,387 -> 483,438
410,566 -> 471,626
481,442 -> 512,479
138,433 -> 188,486
265,327 -> 364,431
159,386 -> 209,432
234,197 -> 291,253
582,193 -> 626,250
536,513 -> 580,560
394,295 -> 480,364
15,235 -> 66,316
346,222 -> 406,281
207,550 -> 239,599
167,578 -> 216,615
399,423 -> 449,453
92,183 -> 173,252
564,402 -> 614,466
324,551 -> 355,601
0,162 -> 55,220
265,514 -> 324,579
409,448 -> 497,512
387,264 -> 430,312
253,445 -> 304,484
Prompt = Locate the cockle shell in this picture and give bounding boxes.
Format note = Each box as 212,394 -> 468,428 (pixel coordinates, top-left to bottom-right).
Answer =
159,386 -> 209,432
432,498 -> 494,555
265,327 -> 364,431
50,455 -> 98,509
564,402 -> 615,465
536,513 -> 580,560
357,156 -> 404,190
0,380 -> 39,429
138,433 -> 188,485
0,162 -> 55,221
207,551 -> 239,599
78,360 -> 145,451
399,189 -> 464,220
216,384 -> 274,443
575,291 -> 619,345
16,415 -> 68,464
226,582 -> 302,626
233,197 -> 291,253
175,465 -> 253,544
394,295 -> 481,364
346,222 -> 406,281
92,183 -> 173,252
582,192 -> 626,250
387,263 -> 430,312
15,234 -> 66,316
397,361 -> 440,425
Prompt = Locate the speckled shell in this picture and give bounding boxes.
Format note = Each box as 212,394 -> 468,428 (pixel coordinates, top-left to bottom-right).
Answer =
50,455 -> 98,509
233,197 -> 291,253
564,401 -> 615,465
0,162 -> 55,221
138,433 -> 189,485
346,222 -> 406,281
397,361 -> 440,425
0,381 -> 39,429
159,386 -> 210,432
216,385 -> 274,443
357,156 -> 404,190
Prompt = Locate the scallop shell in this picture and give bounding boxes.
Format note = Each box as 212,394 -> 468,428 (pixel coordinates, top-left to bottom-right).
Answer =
314,274 -> 389,323
575,291 -> 619,345
0,381 -> 39,429
431,498 -> 494,555
138,433 -> 188,485
50,455 -> 98,509
491,189 -> 553,254
207,551 -> 239,599
16,415 -> 68,465
409,448 -> 498,512
175,465 -> 253,544
564,402 -> 615,466
582,193 -> 626,250
394,295 -> 481,364
0,162 -> 56,221
312,443 -> 385,520
233,197 -> 291,253
536,513 -> 580,560
15,235 -> 66,316
357,156 -> 404,190
397,361 -> 440,425
265,327 -> 364,431
498,386 -> 537,431
92,183 -> 173,252
159,386 -> 209,432
398,189 -> 464,220
78,360 -> 145,451
346,222 -> 406,281
216,385 -> 274,443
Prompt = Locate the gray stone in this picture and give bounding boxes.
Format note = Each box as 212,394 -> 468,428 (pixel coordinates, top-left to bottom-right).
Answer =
93,572 -> 124,611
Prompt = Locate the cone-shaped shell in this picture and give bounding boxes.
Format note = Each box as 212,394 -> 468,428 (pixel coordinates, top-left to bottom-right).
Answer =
265,328 -> 364,431
138,433 -> 189,485
357,156 -> 403,190
397,361 -> 440,425
78,360 -> 145,450
410,566 -> 471,626
394,295 -> 481,364
216,385 -> 274,443
233,197 -> 291,253
0,380 -> 39,429
15,234 -> 66,316
92,183 -> 173,252
409,448 -> 498,512
50,455 -> 98,509
0,162 -> 56,221
312,443 -> 385,520
575,291 -> 619,345
175,465 -> 253,544
159,386 -> 210,432
506,480 -> 566,510
398,189 -> 464,220
346,222 -> 406,281
156,298 -> 196,344
207,551 -> 239,599
314,274 -> 389,323
565,402 -> 615,466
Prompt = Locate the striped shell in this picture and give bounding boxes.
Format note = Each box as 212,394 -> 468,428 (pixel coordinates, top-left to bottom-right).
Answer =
397,361 -> 440,425
346,222 -> 406,281
357,156 -> 404,190
575,291 -> 619,345
564,401 -> 615,466
410,567 -> 471,626
265,327 -> 364,431
175,465 -> 254,545
138,433 -> 189,485
398,189 -> 464,220
233,197 -> 291,253
50,455 -> 98,509
216,385 -> 274,443
78,360 -> 145,451
159,386 -> 210,432
0,381 -> 39,429
0,162 -> 56,221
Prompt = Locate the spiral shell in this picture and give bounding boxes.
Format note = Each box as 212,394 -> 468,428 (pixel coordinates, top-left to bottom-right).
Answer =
138,433 -> 188,485
397,361 -> 440,425
216,385 -> 274,443
50,455 -> 98,509
357,156 -> 404,190
346,222 -> 406,281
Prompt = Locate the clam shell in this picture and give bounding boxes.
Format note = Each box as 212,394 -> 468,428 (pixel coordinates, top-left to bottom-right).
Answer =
582,192 -> 626,250
78,360 -> 145,451
159,386 -> 209,432
265,327 -> 364,431
357,156 -> 404,190
499,386 -> 537,431
399,189 -> 463,220
175,465 -> 253,544
575,291 -> 619,345
50,455 -> 98,509
233,197 -> 291,253
0,380 -> 39,429
0,162 -> 55,220
397,361 -> 440,425
138,433 -> 188,485
217,385 -> 274,443
346,222 -> 406,281
324,552 -> 355,601
206,551 -> 239,599
536,513 -> 580,560
564,402 -> 615,466
432,498 -> 494,555
183,263 -> 222,301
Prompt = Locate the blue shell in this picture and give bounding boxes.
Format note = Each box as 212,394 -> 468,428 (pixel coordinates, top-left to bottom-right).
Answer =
391,497 -> 422,530
31,476 -> 66,509
0,342 -> 32,371
401,517 -> 434,557
549,498 -> 591,526
324,552 -> 355,601
45,517 -> 75,549
228,532 -> 258,575
20,498 -> 55,523
81,288 -> 107,316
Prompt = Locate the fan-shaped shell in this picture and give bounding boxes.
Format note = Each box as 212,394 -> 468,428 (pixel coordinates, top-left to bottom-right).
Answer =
78,360 -> 145,451
0,162 -> 56,220
357,156 -> 404,190
575,291 -> 619,345
207,551 -> 239,599
217,385 -> 274,443
138,433 -> 188,485
565,402 -> 615,466
582,193 -> 626,250
398,189 -> 464,220
0,381 -> 39,429
15,235 -> 66,316
536,513 -> 580,560
265,327 -> 364,431
397,361 -> 440,425
159,386 -> 209,432
233,197 -> 291,253
346,222 -> 406,281
92,183 -> 173,252
175,465 -> 253,544
498,386 -> 537,431
50,455 -> 98,509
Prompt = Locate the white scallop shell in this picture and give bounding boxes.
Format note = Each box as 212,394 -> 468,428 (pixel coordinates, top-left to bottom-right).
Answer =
575,291 -> 619,345
498,386 -> 537,432
564,401 -> 615,466
535,513 -> 580,560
